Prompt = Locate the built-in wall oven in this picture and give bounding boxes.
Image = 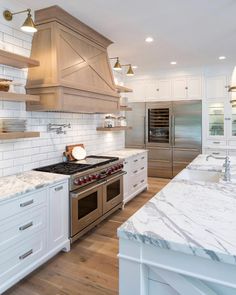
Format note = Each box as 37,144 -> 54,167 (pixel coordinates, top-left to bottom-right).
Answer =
70,171 -> 124,242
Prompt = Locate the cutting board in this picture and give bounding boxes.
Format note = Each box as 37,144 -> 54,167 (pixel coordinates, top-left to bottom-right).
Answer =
64,144 -> 85,162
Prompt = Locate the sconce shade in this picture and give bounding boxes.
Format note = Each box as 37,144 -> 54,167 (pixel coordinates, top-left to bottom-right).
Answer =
113,58 -> 122,71
126,65 -> 134,76
21,13 -> 37,32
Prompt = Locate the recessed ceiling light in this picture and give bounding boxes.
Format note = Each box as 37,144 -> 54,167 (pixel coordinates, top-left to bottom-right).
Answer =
145,37 -> 154,43
170,61 -> 177,65
132,65 -> 138,69
219,56 -> 226,60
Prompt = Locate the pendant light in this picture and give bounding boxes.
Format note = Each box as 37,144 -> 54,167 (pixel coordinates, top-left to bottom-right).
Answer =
126,64 -> 134,76
229,66 -> 236,107
3,9 -> 37,33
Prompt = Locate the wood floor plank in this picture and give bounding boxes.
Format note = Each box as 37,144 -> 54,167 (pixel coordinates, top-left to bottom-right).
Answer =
4,177 -> 170,295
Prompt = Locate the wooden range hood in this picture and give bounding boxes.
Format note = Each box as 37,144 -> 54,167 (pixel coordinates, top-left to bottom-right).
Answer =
26,6 -> 120,113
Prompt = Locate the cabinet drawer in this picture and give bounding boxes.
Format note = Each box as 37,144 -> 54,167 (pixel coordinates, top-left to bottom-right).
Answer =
0,207 -> 47,251
203,148 -> 227,157
0,230 -> 47,285
130,170 -> 147,191
0,189 -> 47,221
206,140 -> 227,147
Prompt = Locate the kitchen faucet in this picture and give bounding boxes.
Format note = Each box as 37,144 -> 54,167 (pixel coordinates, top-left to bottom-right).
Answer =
206,155 -> 231,182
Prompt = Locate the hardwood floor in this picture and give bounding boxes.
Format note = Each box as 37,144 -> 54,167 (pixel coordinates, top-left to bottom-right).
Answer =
5,178 -> 170,295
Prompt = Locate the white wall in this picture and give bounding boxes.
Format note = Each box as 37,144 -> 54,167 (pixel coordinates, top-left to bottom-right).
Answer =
0,2 -> 124,177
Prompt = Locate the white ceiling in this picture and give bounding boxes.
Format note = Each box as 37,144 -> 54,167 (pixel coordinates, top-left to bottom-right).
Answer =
6,0 -> 236,75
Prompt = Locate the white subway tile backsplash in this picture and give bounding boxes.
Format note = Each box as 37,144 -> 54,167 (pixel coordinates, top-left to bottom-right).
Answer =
0,3 -> 124,176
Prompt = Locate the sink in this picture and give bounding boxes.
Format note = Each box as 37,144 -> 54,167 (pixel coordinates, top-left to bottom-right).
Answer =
175,169 -> 221,183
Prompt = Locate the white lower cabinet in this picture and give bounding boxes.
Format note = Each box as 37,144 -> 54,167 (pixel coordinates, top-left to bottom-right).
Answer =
123,151 -> 148,205
0,180 -> 70,294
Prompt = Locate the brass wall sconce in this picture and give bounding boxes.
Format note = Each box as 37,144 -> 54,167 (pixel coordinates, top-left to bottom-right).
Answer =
3,8 -> 37,33
110,57 -> 135,76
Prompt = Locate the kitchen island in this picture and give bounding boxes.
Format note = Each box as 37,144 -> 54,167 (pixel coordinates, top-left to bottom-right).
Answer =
118,154 -> 236,295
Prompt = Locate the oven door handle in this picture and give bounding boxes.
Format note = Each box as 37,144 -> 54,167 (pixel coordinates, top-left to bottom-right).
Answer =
106,171 -> 127,183
71,181 -> 106,199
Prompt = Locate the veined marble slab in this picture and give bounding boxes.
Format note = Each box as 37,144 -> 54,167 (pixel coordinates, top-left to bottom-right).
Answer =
118,154 -> 236,265
0,171 -> 69,203
101,148 -> 148,159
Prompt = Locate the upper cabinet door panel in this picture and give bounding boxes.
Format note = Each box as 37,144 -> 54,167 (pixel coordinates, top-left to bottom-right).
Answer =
158,79 -> 172,100
173,78 -> 187,99
187,76 -> 202,99
206,76 -> 228,99
145,80 -> 158,101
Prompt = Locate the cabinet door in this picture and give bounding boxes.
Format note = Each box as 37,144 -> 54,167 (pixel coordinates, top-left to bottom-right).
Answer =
48,182 -> 69,249
206,100 -> 227,139
227,102 -> 236,142
206,76 -> 228,99
187,76 -> 202,99
157,79 -> 172,100
145,80 -> 158,101
172,78 -> 187,99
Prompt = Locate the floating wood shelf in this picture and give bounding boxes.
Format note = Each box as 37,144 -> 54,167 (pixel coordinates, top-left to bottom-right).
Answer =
0,91 -> 40,102
0,49 -> 40,69
97,126 -> 132,131
0,132 -> 40,140
115,85 -> 133,93
120,106 -> 132,111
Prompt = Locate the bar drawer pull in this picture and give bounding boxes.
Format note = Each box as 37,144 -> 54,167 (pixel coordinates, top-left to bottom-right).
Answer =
213,142 -> 220,144
19,221 -> 33,231
124,161 -> 128,164
55,185 -> 63,192
212,152 -> 220,155
19,249 -> 33,260
133,170 -> 138,174
141,167 -> 145,170
133,184 -> 138,188
140,179 -> 145,183
134,159 -> 138,162
20,199 -> 34,207
141,156 -> 145,160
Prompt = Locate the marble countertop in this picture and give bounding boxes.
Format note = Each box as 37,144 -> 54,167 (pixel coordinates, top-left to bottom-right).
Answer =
102,148 -> 148,159
0,171 -> 69,203
118,154 -> 236,265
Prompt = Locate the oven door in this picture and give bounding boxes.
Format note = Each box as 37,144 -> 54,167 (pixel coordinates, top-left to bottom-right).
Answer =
103,172 -> 125,214
70,181 -> 104,237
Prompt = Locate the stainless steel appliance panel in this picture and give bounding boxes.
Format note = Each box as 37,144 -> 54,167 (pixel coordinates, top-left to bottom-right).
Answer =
148,147 -> 172,178
146,102 -> 172,148
173,148 -> 201,176
172,100 -> 202,149
125,102 -> 146,148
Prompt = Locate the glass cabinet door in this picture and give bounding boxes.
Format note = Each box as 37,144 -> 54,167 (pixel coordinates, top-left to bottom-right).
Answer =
207,102 -> 225,138
229,105 -> 236,138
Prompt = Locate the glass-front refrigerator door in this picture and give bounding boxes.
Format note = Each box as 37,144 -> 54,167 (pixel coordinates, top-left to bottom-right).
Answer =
207,101 -> 226,139
146,102 -> 172,147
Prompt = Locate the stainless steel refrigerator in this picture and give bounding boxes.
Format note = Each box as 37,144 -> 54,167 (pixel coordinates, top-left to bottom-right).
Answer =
125,100 -> 202,178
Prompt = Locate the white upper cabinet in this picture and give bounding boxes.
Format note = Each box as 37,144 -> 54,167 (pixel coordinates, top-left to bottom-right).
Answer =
172,76 -> 202,99
145,80 -> 159,101
205,75 -> 229,99
126,80 -> 146,102
157,79 -> 172,100
173,78 -> 187,99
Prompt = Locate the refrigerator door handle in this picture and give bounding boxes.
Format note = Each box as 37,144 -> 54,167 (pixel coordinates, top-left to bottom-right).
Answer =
171,115 -> 175,146
144,116 -> 146,145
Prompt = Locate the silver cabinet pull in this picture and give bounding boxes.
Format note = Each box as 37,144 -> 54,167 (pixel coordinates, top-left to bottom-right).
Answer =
134,159 -> 138,162
133,170 -> 138,174
19,249 -> 33,260
141,156 -> 145,160
20,199 -> 34,207
19,221 -> 33,231
213,142 -> 220,144
141,167 -> 145,170
124,161 -> 128,164
133,184 -> 138,188
212,152 -> 220,155
140,179 -> 145,183
55,185 -> 63,192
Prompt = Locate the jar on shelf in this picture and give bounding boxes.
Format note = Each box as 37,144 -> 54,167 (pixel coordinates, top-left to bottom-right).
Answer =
104,115 -> 116,128
117,116 -> 127,127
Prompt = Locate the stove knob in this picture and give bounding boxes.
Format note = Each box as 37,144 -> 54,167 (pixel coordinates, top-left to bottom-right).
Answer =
107,169 -> 112,175
73,178 -> 79,185
88,175 -> 92,181
84,177 -> 89,183
91,174 -> 97,179
120,163 -> 124,169
115,165 -> 119,171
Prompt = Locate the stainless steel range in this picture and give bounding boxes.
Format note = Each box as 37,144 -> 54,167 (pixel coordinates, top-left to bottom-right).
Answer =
35,156 -> 125,243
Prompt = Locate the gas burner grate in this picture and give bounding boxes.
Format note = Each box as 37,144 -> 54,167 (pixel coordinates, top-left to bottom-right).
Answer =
35,162 -> 91,175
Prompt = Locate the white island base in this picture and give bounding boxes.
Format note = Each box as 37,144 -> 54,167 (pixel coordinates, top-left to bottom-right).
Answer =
119,238 -> 236,295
